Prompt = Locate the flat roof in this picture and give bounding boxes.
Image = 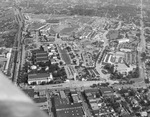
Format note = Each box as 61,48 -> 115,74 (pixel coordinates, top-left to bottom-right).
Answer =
33,97 -> 47,103
93,109 -> 99,115
54,96 -> 69,108
36,53 -> 48,57
56,103 -> 82,110
36,57 -> 49,62
36,52 -> 48,55
32,50 -> 47,55
36,56 -> 48,60
56,107 -> 84,117
23,89 -> 34,98
99,87 -> 114,95
85,89 -> 99,93
47,19 -> 59,23
28,73 -> 50,80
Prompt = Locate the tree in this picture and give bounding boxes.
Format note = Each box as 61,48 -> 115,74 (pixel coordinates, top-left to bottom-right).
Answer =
104,64 -> 114,74
57,33 -> 60,38
40,45 -> 44,51
146,61 -> 150,66
131,67 -> 139,78
39,31 -> 41,36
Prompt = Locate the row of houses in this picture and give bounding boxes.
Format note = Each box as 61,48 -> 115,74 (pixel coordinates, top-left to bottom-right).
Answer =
0,48 -> 13,75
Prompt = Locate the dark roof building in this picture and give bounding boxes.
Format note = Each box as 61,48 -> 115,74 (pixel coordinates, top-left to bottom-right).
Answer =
46,19 -> 59,24
36,57 -> 49,63
56,107 -> 84,117
84,88 -> 99,93
53,95 -> 69,108
53,93 -> 85,117
56,103 -> 82,110
33,97 -> 47,103
99,87 -> 114,96
23,89 -> 34,98
35,51 -> 48,56
32,50 -> 49,63
36,53 -> 48,57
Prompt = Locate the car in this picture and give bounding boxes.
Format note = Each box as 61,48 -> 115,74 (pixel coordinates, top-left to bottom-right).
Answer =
101,70 -> 108,74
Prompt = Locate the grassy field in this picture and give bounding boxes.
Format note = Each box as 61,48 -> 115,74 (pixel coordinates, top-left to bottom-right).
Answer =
57,46 -> 71,65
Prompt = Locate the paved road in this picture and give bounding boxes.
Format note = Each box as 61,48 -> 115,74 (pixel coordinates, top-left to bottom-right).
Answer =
12,7 -> 24,83
137,0 -> 147,84
34,81 -> 106,90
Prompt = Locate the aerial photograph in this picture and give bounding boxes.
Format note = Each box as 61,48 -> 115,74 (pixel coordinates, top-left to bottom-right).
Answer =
1,0 -> 150,117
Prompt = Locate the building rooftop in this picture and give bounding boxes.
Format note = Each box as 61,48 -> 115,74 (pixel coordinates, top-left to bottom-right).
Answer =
32,49 -> 47,54
36,57 -> 49,63
36,53 -> 48,57
121,114 -> 133,117
93,109 -> 99,115
47,19 -> 60,24
23,89 -> 34,98
35,51 -> 48,55
54,95 -> 69,108
56,107 -> 84,117
99,87 -> 114,95
85,88 -> 99,93
28,73 -> 50,80
56,103 -> 82,110
33,97 -> 47,103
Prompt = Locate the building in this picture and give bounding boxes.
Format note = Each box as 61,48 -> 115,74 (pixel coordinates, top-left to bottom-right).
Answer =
32,50 -> 49,63
28,73 -> 51,85
23,89 -> 34,98
70,90 -> 82,103
53,91 -> 85,117
46,19 -> 60,24
99,87 -> 114,96
118,38 -> 129,43
84,88 -> 116,116
0,48 -> 12,74
23,89 -> 49,114
33,97 -> 48,110
56,106 -> 84,117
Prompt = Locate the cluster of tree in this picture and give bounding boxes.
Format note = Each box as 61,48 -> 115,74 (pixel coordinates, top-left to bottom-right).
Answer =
104,64 -> 139,79
17,62 -> 29,84
103,64 -> 114,74
141,52 -> 147,62
0,31 -> 16,47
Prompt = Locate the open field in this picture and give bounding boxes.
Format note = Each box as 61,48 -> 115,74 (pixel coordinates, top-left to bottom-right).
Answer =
57,45 -> 71,65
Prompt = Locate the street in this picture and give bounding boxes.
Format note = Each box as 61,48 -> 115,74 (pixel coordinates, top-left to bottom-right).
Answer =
12,7 -> 24,83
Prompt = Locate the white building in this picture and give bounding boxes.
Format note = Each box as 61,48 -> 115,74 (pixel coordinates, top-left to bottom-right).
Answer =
118,38 -> 129,43
120,48 -> 132,52
28,73 -> 52,85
